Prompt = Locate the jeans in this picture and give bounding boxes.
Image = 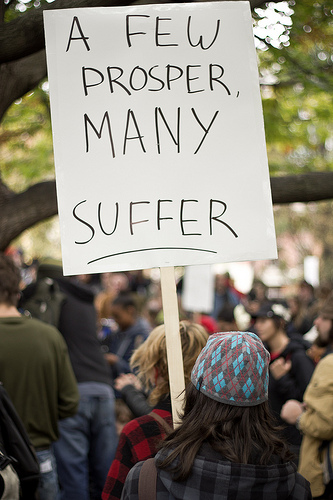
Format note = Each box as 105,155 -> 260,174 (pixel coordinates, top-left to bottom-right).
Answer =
35,448 -> 60,500
53,384 -> 117,500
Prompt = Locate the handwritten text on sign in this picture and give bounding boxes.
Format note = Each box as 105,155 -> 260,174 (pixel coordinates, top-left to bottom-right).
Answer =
43,2 -> 277,275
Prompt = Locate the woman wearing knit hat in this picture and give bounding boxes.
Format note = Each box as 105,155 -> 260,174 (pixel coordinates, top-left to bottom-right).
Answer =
121,332 -> 311,499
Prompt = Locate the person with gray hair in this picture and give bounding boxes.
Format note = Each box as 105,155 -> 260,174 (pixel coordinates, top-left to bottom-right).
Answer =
121,331 -> 311,499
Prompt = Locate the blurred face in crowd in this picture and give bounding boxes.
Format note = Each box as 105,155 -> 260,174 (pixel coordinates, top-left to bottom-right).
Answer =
253,282 -> 267,302
299,283 -> 314,304
111,304 -> 135,330
217,319 -> 237,333
288,297 -> 299,317
314,314 -> 333,346
255,317 -> 277,345
215,274 -> 229,293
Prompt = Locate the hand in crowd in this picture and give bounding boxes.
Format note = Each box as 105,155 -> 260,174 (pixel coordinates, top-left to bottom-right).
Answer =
307,344 -> 326,364
114,373 -> 143,392
280,399 -> 305,425
269,357 -> 292,380
104,353 -> 119,366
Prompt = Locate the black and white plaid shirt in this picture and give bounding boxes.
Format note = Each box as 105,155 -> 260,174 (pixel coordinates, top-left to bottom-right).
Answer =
121,445 -> 312,500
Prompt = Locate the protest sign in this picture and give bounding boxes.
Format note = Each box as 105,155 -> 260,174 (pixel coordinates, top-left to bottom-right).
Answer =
44,2 -> 278,423
182,265 -> 214,313
43,1 -> 277,277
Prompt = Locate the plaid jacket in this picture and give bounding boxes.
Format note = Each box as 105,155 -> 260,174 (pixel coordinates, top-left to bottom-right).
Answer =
121,444 -> 312,500
102,397 -> 172,500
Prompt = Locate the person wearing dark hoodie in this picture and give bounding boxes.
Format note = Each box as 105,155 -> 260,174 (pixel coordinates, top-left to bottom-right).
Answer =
253,301 -> 315,461
55,272 -> 119,500
22,262 -> 119,500
121,331 -> 311,500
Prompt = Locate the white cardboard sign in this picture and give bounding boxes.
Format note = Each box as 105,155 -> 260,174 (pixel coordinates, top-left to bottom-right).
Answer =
43,1 -> 277,275
182,265 -> 214,313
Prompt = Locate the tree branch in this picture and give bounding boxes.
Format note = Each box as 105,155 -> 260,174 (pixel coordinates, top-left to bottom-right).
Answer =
271,172 -> 333,205
0,172 -> 332,251
0,0 -> 137,64
0,0 -> 278,64
0,175 -> 15,200
0,181 -> 57,250
0,50 -> 47,120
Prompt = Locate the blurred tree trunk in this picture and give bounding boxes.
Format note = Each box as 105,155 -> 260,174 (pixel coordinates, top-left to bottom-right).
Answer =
0,172 -> 332,251
270,173 -> 333,205
0,181 -> 57,250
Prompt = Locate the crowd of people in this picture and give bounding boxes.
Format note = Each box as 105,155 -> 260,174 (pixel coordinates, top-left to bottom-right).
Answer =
1,247 -> 333,499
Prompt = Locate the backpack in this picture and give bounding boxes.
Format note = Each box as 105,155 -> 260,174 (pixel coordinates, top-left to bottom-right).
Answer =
0,383 -> 40,499
0,450 -> 20,499
21,277 -> 66,328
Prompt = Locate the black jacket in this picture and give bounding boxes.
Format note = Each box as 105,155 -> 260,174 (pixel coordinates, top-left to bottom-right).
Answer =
269,337 -> 315,446
120,385 -> 151,417
56,277 -> 112,386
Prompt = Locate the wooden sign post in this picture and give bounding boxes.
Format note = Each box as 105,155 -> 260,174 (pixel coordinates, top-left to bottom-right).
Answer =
160,267 -> 185,426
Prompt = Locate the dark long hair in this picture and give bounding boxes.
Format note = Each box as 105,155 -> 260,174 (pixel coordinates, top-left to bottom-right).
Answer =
158,383 -> 293,481
0,253 -> 21,306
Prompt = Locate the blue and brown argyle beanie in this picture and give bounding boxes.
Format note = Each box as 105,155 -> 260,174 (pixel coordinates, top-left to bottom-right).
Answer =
191,331 -> 270,407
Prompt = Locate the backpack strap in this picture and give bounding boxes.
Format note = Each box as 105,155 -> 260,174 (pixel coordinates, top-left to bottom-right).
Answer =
148,411 -> 173,434
138,458 -> 157,500
137,413 -> 172,500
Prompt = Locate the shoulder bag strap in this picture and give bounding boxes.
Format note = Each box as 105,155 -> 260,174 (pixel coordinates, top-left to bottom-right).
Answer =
138,458 -> 157,500
148,411 -> 173,434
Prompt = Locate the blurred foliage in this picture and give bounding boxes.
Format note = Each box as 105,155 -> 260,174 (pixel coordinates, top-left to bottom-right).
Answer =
11,216 -> 62,263
0,83 -> 54,190
253,0 -> 333,283
253,0 -> 333,176
3,0 -> 52,21
274,200 -> 333,283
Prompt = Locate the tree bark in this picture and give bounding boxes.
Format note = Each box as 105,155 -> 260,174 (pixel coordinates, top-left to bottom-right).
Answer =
0,172 -> 332,251
0,181 -> 57,250
0,0 -> 134,65
270,173 -> 333,205
0,51 -> 47,121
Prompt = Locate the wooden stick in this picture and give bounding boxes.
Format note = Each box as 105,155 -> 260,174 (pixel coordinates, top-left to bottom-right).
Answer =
160,266 -> 185,428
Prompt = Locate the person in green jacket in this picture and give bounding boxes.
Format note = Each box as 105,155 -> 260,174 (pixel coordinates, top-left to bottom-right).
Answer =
0,252 -> 79,500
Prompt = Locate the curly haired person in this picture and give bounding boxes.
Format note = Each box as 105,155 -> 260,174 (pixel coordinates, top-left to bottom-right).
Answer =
102,321 -> 208,500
